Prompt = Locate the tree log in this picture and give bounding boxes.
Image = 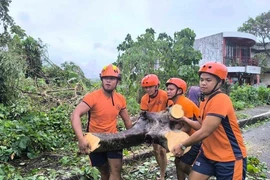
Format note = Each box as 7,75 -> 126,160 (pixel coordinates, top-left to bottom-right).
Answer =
84,108 -> 191,155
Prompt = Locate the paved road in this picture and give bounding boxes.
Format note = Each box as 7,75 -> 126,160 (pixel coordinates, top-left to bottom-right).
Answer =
243,120 -> 270,178
237,105 -> 270,117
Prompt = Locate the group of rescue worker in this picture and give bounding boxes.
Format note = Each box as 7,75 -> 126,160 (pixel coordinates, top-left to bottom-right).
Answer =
71,62 -> 247,180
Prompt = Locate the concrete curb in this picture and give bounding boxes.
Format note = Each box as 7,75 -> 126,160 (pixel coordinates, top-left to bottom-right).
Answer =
238,111 -> 270,128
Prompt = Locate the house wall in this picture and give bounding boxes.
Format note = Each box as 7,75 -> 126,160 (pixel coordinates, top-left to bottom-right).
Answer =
194,33 -> 223,66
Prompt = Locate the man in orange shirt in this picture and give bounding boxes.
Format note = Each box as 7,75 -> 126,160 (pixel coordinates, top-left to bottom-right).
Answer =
172,62 -> 247,180
140,74 -> 171,180
166,78 -> 201,180
71,64 -> 132,180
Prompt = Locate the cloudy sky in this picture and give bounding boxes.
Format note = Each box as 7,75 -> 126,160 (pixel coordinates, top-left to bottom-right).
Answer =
9,0 -> 270,79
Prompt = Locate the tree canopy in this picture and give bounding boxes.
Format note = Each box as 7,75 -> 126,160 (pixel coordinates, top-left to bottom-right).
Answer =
116,28 -> 202,100
238,10 -> 270,73
0,0 -> 90,104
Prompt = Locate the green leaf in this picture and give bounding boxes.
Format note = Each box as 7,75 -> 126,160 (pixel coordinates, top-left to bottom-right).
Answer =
19,136 -> 30,149
27,152 -> 36,159
247,164 -> 260,173
0,113 -> 4,119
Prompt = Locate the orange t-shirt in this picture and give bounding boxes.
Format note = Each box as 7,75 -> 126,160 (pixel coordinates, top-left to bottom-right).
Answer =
140,89 -> 172,112
83,89 -> 126,133
200,93 -> 247,162
174,95 -> 200,135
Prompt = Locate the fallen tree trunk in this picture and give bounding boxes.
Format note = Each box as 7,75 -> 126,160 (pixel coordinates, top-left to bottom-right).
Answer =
84,106 -> 191,155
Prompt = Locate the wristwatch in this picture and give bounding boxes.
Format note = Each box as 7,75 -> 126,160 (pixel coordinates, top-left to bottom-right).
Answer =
180,144 -> 186,151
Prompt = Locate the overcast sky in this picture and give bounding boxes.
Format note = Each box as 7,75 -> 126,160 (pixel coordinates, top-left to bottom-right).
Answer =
9,0 -> 270,79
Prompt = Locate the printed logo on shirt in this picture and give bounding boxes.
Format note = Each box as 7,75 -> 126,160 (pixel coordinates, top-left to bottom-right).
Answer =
116,104 -> 122,111
156,100 -> 163,105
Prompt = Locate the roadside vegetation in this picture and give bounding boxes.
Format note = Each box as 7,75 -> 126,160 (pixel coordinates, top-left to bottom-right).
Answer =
1,77 -> 269,179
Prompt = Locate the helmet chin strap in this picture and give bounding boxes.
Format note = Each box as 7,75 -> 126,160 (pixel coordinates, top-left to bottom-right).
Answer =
168,88 -> 183,101
149,86 -> 159,98
101,79 -> 118,94
200,80 -> 221,101
102,82 -> 118,106
103,88 -> 114,93
170,93 -> 183,100
149,90 -> 158,98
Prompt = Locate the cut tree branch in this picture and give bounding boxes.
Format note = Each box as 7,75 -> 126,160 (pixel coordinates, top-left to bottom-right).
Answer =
83,109 -> 191,155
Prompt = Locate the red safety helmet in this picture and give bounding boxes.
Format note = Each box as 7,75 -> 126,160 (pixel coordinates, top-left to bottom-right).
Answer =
166,78 -> 187,93
141,74 -> 159,87
100,64 -> 121,80
198,61 -> 228,80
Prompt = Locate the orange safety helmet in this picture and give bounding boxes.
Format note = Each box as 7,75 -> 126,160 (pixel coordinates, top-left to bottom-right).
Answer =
198,61 -> 228,80
100,64 -> 121,80
141,74 -> 159,87
166,78 -> 187,93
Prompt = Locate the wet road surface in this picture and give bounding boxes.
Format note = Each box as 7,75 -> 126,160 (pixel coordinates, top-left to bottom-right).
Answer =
243,120 -> 270,178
